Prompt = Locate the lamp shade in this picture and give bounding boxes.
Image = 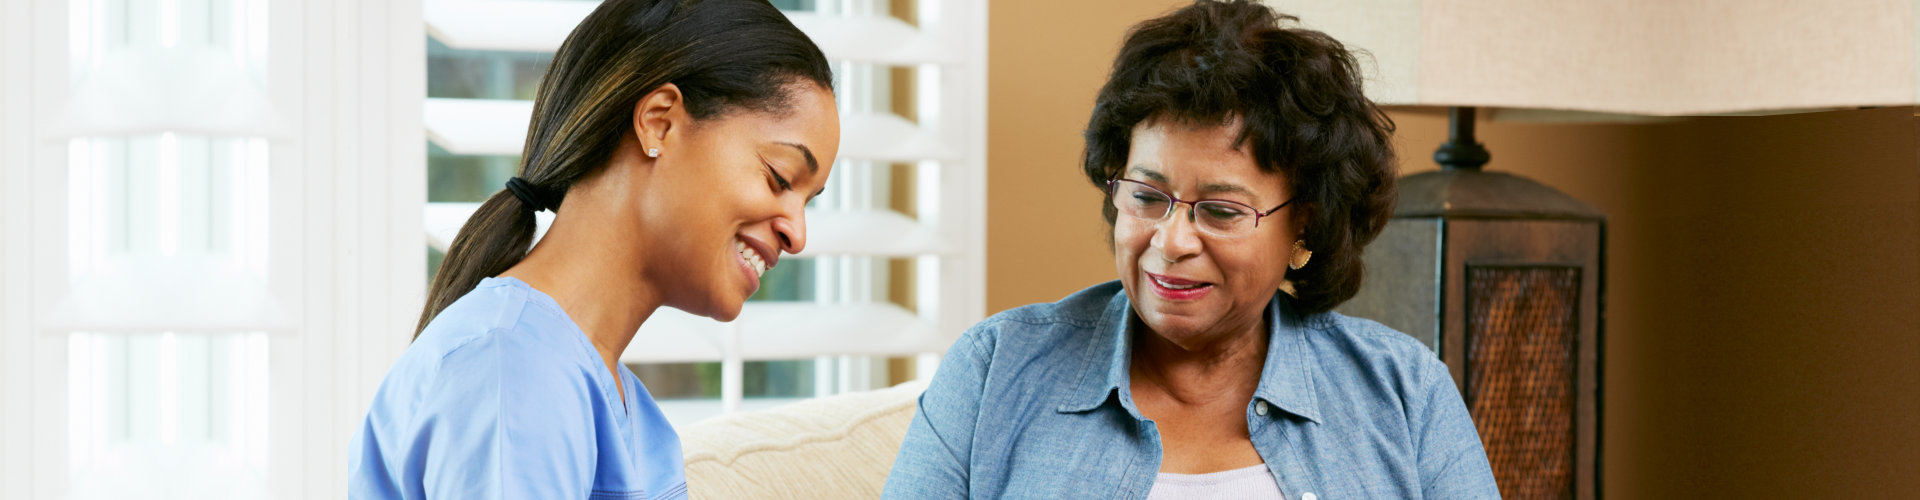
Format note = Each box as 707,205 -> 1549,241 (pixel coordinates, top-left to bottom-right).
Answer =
1267,0 -> 1917,115
46,46 -> 289,138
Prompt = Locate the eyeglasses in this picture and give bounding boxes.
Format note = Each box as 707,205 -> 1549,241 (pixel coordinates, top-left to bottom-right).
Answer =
1107,178 -> 1293,237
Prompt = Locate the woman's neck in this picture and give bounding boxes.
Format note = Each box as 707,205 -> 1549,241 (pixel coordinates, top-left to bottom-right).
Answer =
1129,314 -> 1269,406
499,198 -> 660,402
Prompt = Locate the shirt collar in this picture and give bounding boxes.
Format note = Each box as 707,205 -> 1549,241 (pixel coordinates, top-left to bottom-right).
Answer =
1054,290 -> 1140,417
1055,287 -> 1326,424
1255,295 -> 1325,423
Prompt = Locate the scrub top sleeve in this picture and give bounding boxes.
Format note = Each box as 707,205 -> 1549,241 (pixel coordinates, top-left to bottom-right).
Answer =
418,331 -> 598,500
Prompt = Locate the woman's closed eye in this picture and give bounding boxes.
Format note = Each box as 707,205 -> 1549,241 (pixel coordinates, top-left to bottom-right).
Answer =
1200,203 -> 1250,221
765,163 -> 792,192
1130,191 -> 1169,208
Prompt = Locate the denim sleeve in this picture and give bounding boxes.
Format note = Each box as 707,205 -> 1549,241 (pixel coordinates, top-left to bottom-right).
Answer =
1413,354 -> 1502,499
882,323 -> 995,499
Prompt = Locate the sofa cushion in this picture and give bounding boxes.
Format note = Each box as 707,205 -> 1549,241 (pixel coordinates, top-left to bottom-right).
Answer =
681,380 -> 926,499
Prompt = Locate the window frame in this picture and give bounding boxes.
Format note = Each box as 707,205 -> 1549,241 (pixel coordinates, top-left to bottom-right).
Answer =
3,0 -> 425,498
1,0 -> 984,497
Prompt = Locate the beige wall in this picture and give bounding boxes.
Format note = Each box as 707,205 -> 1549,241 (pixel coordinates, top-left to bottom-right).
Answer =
987,0 -> 1189,313
989,1 -> 1920,497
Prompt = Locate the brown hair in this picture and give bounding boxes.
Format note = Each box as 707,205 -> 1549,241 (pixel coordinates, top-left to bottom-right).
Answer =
1082,0 -> 1397,314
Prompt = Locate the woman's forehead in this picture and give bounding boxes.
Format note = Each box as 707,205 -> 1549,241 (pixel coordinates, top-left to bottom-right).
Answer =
1125,165 -> 1278,199
1127,119 -> 1260,167
1123,151 -> 1289,199
1130,115 -> 1247,148
713,85 -> 840,154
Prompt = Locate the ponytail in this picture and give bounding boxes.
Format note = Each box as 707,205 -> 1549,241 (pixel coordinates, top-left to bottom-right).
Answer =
415,191 -> 539,336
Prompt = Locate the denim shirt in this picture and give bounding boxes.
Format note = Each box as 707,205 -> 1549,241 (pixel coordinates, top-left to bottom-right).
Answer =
883,281 -> 1499,499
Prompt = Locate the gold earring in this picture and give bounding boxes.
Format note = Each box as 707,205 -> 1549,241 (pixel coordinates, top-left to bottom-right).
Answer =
1289,239 -> 1312,270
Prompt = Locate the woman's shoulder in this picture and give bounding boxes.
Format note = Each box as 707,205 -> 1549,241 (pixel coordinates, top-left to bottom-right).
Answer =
417,277 -> 541,342
417,278 -> 592,359
986,281 -> 1124,326
385,279 -> 603,404
355,283 -> 613,495
959,281 -> 1126,355
1310,312 -> 1436,362
1296,310 -> 1452,399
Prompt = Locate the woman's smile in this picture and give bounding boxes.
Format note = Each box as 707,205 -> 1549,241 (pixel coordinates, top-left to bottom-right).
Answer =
1145,271 -> 1214,301
733,235 -> 777,296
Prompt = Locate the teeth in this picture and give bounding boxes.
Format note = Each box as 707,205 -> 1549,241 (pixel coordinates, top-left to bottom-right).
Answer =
1154,277 -> 1202,290
736,239 -> 768,278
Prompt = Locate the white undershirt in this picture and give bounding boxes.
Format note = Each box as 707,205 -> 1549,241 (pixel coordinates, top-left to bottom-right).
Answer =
1146,463 -> 1286,500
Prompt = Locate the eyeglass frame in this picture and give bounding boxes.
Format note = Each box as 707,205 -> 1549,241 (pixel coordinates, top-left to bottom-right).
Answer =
1105,178 -> 1295,237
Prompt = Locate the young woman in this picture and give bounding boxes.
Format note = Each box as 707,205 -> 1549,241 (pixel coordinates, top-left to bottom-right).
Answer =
349,1 -> 839,498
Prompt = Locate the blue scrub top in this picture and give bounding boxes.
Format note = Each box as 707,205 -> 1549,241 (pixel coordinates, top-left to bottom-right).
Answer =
350,277 -> 689,500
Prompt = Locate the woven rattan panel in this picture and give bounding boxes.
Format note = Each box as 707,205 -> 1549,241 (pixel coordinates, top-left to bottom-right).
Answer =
1466,266 -> 1580,500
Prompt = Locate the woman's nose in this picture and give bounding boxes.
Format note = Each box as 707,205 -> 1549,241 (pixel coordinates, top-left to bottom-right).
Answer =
1152,204 -> 1204,258
772,210 -> 806,255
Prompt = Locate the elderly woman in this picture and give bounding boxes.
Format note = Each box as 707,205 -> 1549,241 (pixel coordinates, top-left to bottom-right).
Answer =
884,1 -> 1498,499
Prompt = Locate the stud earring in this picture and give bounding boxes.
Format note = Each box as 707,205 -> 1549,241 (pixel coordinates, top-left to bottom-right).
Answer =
1288,239 -> 1312,270
646,147 -> 660,158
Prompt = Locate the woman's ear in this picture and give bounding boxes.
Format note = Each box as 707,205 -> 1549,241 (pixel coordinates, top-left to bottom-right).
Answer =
1289,203 -> 1311,240
632,83 -> 685,156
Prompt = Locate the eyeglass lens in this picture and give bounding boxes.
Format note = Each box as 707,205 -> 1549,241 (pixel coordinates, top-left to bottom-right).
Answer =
1111,180 -> 1258,236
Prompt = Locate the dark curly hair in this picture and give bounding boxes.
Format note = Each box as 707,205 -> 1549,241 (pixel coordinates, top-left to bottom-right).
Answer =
1082,0 -> 1397,315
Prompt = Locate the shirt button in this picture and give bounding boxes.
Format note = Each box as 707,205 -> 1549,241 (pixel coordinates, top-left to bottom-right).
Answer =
1255,401 -> 1269,416
1302,493 -> 1317,500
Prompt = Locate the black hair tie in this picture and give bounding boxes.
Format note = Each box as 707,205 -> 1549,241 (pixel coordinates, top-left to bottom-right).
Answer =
504,177 -> 556,213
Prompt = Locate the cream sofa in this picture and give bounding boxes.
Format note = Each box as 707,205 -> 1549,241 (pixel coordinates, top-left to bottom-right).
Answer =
679,380 -> 927,499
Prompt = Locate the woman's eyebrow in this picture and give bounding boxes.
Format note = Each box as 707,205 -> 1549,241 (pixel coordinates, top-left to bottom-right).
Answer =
1126,166 -> 1167,182
776,142 -> 819,174
1129,165 -> 1258,198
1198,181 -> 1255,197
